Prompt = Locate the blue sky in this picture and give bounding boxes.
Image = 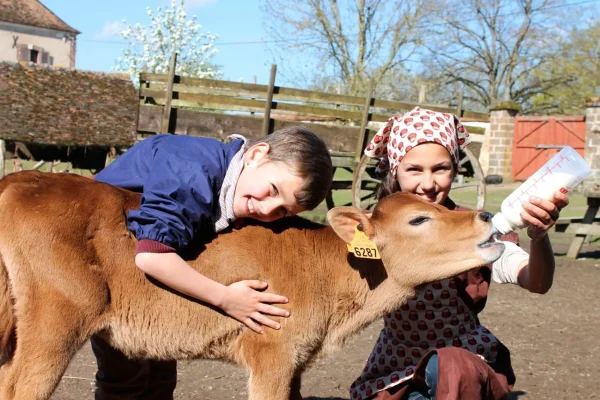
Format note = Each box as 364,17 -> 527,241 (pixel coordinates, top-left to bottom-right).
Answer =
42,0 -> 276,83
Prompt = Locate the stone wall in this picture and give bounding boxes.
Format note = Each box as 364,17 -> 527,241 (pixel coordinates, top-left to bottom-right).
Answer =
486,106 -> 518,179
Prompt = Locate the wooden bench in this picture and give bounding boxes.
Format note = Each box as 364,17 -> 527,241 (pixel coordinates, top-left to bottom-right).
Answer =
563,190 -> 600,259
555,217 -> 600,233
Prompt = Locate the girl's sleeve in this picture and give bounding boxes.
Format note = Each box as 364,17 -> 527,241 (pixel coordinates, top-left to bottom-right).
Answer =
491,242 -> 530,285
127,148 -> 215,252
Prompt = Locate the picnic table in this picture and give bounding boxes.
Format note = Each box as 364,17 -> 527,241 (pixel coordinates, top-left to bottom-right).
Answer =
560,190 -> 600,259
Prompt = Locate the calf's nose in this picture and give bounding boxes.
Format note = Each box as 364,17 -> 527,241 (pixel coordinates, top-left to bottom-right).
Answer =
478,211 -> 493,222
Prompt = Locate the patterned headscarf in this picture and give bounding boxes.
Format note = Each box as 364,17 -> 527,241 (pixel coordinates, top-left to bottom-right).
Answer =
364,107 -> 471,175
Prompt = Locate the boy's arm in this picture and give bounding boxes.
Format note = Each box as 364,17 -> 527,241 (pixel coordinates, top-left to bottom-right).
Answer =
517,192 -> 569,294
135,252 -> 289,334
130,149 -> 290,333
127,151 -> 213,251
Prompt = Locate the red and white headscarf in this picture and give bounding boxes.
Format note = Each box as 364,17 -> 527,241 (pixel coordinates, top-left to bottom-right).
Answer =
364,107 -> 471,175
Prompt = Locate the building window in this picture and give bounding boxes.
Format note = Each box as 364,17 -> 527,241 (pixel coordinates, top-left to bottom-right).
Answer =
17,45 -> 50,65
29,49 -> 39,63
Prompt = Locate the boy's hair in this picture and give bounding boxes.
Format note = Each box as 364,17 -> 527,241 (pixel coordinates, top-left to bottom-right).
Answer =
247,126 -> 333,210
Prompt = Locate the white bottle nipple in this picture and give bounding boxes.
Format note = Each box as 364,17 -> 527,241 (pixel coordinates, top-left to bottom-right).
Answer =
492,213 -> 513,235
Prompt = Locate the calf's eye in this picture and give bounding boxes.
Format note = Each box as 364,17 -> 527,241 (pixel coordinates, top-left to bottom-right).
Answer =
409,216 -> 430,226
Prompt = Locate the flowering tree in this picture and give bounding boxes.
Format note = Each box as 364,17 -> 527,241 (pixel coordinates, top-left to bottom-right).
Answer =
113,0 -> 220,85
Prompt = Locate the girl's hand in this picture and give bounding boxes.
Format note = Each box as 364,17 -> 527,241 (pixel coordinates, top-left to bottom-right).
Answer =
219,280 -> 290,334
521,191 -> 569,241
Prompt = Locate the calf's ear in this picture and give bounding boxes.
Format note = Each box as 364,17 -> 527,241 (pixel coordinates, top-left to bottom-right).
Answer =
327,207 -> 375,243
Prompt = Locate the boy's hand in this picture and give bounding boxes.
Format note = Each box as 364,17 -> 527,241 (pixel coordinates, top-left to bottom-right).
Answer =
220,280 -> 290,334
521,191 -> 569,241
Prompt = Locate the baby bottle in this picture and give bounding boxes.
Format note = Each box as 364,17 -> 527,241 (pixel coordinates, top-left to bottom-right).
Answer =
492,146 -> 592,234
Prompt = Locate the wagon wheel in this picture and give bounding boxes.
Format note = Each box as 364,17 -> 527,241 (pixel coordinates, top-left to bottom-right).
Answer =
453,146 -> 487,211
351,155 -> 382,210
325,165 -> 368,210
351,146 -> 486,211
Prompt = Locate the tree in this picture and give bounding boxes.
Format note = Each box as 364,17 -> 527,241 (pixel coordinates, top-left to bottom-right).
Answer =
260,0 -> 438,96
373,69 -> 465,107
113,0 -> 220,85
528,22 -> 600,114
426,0 -> 576,112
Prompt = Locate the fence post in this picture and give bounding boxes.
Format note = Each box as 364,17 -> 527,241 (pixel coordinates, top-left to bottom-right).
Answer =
455,89 -> 464,117
105,146 -> 116,168
251,75 -> 257,116
262,64 -> 277,136
161,52 -> 178,134
418,84 -> 426,104
354,84 -> 374,163
0,140 -> 5,178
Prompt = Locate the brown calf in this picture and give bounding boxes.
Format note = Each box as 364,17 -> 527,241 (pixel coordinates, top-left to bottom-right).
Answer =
0,171 -> 504,399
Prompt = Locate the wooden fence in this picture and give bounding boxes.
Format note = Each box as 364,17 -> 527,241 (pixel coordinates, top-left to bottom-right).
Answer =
137,54 -> 489,166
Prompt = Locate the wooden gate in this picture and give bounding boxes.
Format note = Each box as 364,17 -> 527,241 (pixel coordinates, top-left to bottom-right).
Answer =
512,116 -> 586,181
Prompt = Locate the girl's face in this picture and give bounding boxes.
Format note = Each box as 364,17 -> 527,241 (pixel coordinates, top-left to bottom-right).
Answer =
396,143 -> 456,204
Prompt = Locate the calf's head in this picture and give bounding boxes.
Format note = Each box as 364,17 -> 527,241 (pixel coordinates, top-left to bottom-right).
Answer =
327,192 -> 504,287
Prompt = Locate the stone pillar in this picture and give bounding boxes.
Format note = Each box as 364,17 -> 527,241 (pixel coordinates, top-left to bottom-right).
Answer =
486,102 -> 520,180
584,97 -> 600,191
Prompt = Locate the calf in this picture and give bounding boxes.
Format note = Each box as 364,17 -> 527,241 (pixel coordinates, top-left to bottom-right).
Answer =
0,171 -> 504,399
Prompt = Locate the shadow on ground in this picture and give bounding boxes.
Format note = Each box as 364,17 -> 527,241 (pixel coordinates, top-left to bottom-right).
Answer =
509,390 -> 527,399
306,397 -> 347,400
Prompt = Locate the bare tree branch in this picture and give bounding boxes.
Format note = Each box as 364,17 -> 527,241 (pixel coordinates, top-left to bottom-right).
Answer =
425,0 -> 572,110
261,0 -> 437,95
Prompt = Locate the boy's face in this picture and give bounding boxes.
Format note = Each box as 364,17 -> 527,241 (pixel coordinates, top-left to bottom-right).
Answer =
233,143 -> 307,222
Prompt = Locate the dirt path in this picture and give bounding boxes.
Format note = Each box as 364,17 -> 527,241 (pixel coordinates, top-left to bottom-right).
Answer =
52,236 -> 600,399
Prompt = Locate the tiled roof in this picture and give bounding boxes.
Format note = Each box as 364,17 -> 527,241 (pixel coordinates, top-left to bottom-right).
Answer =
0,62 -> 137,147
0,0 -> 79,34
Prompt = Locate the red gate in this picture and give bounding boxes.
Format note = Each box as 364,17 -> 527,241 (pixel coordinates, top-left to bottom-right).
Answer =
512,116 -> 586,181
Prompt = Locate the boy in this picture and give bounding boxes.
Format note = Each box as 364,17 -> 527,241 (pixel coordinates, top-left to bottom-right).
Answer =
92,126 -> 333,399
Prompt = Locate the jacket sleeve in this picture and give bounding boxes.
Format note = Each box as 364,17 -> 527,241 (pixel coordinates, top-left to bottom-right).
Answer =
127,147 -> 216,250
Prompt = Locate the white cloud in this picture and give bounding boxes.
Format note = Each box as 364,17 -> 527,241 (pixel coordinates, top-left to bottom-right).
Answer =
94,21 -> 127,40
185,0 -> 218,9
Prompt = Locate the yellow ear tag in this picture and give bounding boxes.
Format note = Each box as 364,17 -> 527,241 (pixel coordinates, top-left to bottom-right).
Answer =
346,225 -> 380,259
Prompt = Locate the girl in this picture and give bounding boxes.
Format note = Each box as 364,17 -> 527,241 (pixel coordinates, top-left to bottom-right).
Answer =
350,107 -> 568,400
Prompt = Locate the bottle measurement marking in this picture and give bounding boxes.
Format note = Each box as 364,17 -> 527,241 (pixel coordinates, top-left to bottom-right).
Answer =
493,147 -> 590,234
507,155 -> 570,209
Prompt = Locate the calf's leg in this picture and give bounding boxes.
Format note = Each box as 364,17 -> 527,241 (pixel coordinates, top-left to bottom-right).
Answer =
0,299 -> 94,400
248,367 -> 298,400
242,338 -> 302,400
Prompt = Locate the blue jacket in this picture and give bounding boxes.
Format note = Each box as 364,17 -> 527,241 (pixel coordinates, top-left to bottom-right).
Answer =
95,134 -> 243,250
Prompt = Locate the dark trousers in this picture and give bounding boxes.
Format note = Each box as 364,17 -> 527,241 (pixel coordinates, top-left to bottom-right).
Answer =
91,335 -> 178,400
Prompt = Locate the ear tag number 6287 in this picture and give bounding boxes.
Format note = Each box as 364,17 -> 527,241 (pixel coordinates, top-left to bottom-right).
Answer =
347,225 -> 380,259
